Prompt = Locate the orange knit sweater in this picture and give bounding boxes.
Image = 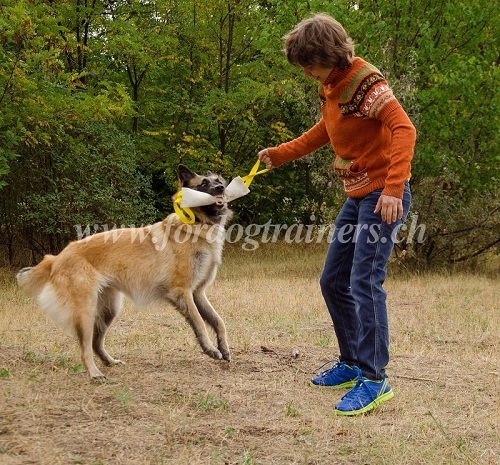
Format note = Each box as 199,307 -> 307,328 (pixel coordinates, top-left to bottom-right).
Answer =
267,57 -> 416,199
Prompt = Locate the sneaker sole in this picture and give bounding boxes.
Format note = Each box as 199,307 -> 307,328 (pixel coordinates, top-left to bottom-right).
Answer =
309,379 -> 358,389
333,389 -> 394,416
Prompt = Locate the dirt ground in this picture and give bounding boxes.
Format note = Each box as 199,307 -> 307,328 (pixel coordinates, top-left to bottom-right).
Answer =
1,341 -> 498,465
0,247 -> 499,464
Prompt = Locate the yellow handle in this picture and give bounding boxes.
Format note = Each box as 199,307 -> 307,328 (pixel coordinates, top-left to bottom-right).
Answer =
240,159 -> 270,188
173,191 -> 195,224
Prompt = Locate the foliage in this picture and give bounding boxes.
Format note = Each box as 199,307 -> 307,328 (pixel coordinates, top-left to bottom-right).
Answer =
4,119 -> 155,259
0,0 -> 498,268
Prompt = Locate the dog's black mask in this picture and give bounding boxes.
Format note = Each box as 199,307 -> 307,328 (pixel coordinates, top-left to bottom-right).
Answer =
177,165 -> 230,224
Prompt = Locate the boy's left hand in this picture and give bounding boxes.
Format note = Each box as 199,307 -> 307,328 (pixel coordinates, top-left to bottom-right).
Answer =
374,195 -> 403,224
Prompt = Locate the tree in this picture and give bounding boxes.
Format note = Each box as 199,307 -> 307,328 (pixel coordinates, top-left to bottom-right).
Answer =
0,0 -> 155,265
0,0 -> 498,268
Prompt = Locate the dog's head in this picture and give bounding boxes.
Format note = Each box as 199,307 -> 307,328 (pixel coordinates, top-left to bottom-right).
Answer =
177,165 -> 232,225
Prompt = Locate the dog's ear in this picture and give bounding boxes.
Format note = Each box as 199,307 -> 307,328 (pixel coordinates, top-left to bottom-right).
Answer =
178,165 -> 197,186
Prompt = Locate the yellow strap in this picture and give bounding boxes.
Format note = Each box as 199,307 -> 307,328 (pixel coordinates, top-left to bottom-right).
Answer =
173,159 -> 269,224
240,159 -> 270,188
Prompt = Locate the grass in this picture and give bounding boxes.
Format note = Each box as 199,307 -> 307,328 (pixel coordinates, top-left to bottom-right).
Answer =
0,243 -> 499,464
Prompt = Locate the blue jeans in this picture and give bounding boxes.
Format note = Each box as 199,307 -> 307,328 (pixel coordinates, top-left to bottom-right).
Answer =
319,183 -> 411,380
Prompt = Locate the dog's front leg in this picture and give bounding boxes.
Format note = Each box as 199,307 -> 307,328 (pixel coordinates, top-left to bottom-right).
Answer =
194,289 -> 230,361
178,292 -> 223,360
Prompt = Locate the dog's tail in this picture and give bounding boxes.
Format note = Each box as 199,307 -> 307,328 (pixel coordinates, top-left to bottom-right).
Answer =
16,255 -> 56,298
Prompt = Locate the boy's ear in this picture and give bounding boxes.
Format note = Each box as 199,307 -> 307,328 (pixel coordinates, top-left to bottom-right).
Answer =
178,164 -> 197,186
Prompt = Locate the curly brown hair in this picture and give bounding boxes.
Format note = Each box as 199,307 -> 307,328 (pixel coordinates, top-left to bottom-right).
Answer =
283,13 -> 355,69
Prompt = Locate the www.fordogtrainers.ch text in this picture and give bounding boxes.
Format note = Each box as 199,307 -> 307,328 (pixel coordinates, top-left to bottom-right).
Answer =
74,214 -> 426,251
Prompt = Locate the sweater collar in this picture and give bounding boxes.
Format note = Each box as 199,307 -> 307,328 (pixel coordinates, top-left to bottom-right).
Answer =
323,57 -> 359,88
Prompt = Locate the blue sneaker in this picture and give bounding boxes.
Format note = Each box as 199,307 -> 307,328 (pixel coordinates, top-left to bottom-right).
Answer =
334,376 -> 394,416
310,360 -> 359,388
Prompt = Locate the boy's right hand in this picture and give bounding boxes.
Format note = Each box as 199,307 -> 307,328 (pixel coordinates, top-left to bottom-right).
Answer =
258,149 -> 274,170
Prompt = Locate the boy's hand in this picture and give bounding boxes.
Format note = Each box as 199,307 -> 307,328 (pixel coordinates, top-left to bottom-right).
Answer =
258,149 -> 274,170
374,195 -> 403,224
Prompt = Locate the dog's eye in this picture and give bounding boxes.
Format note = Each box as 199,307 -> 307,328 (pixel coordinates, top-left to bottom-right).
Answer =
201,179 -> 209,187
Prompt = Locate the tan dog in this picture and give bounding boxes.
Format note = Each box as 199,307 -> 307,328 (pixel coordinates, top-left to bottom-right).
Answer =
17,165 -> 232,380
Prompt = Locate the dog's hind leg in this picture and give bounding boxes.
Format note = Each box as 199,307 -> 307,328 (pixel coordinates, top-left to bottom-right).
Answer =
74,306 -> 107,381
50,268 -> 106,380
193,289 -> 230,361
174,291 -> 223,360
93,287 -> 125,367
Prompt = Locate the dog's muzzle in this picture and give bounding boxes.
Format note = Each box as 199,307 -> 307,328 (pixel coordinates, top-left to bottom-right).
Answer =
179,177 -> 250,209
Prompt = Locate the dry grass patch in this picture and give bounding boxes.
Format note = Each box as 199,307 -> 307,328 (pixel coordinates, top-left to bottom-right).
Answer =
0,244 -> 498,465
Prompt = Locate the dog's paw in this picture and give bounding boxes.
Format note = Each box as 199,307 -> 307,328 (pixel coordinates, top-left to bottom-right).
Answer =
110,359 -> 125,366
91,373 -> 108,383
221,351 -> 231,362
102,357 -> 125,367
205,348 -> 223,360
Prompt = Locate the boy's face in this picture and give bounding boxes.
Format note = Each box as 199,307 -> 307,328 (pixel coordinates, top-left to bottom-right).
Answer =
300,65 -> 334,84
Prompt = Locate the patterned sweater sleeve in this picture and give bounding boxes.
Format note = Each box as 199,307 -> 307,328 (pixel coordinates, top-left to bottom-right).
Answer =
266,119 -> 330,168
